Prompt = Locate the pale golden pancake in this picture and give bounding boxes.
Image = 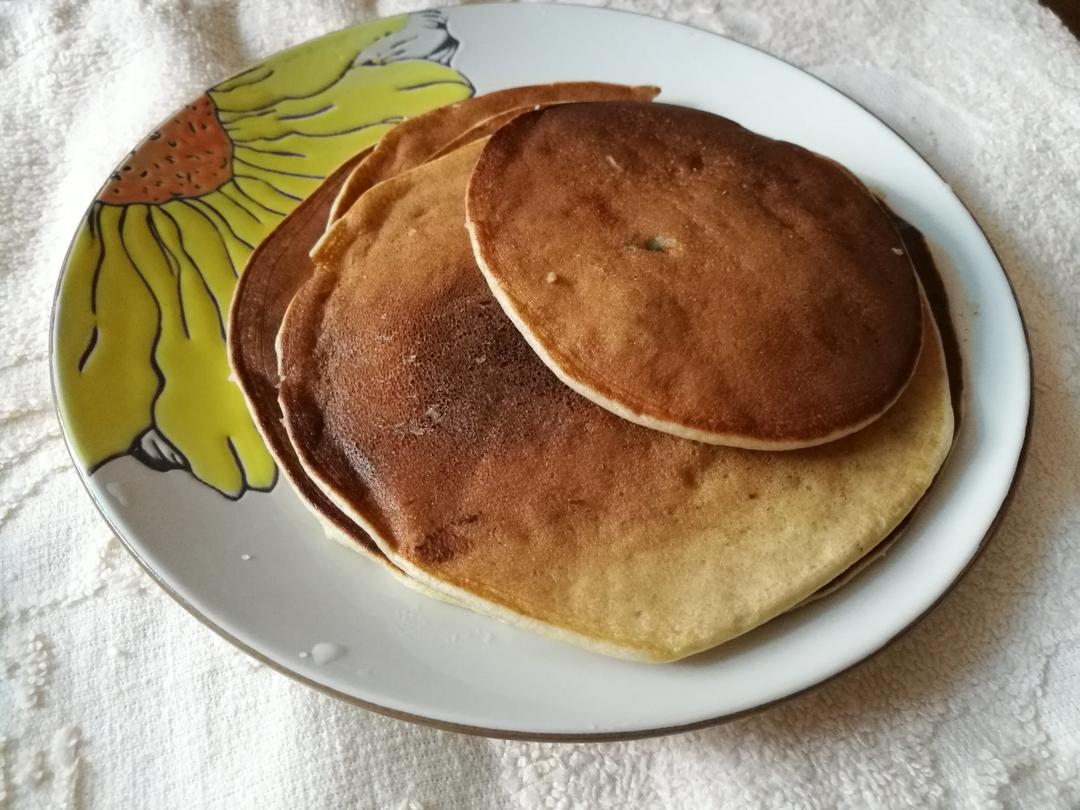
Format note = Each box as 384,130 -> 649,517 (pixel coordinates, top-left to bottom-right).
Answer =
321,82 -> 659,229
467,102 -> 924,450
278,141 -> 954,662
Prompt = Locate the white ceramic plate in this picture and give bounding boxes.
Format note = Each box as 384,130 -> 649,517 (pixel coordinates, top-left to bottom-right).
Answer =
51,4 -> 1030,739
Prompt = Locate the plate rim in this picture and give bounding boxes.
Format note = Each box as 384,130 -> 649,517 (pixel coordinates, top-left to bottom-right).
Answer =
48,1 -> 1034,741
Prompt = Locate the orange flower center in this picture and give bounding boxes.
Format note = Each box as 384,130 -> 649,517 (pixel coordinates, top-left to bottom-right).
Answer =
100,95 -> 233,205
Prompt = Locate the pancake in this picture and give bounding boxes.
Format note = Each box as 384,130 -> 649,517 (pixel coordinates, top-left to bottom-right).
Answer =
229,153 -> 472,603
277,141 -> 954,662
230,149 -> 483,615
233,84 -> 655,564
427,107 -> 550,161
228,153 -> 386,559
466,102 -> 924,450
321,82 -> 660,227
800,215 -> 965,607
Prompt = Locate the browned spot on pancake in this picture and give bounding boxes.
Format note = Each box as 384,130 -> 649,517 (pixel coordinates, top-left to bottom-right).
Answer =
644,235 -> 676,252
416,514 -> 478,564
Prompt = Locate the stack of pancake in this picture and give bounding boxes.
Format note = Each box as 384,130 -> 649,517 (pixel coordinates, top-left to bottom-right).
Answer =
228,83 -> 958,662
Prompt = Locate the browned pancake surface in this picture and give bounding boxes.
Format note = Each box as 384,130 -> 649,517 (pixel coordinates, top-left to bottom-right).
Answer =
227,153 -> 384,557
467,102 -> 924,448
278,142 -> 954,661
323,82 -> 659,227
233,85 -> 656,559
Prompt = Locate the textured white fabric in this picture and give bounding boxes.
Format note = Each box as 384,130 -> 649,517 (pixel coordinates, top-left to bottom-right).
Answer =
1,0 -> 1078,807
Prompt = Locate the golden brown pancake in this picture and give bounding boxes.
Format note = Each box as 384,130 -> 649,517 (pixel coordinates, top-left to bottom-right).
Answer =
321,82 -> 660,227
228,152 -> 385,559
426,107 -> 548,161
467,102 -> 924,450
233,84 -> 655,564
278,141 -> 954,662
800,215 -> 965,607
229,153 -> 465,601
226,131 -> 623,594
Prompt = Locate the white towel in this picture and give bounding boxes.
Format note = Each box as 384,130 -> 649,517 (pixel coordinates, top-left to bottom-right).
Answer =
2,0 -> 1078,807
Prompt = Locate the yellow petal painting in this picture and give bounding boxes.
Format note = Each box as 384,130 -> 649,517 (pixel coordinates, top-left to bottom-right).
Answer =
55,11 -> 473,498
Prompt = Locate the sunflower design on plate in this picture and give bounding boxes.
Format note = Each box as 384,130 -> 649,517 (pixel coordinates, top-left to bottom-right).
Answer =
54,11 -> 473,498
